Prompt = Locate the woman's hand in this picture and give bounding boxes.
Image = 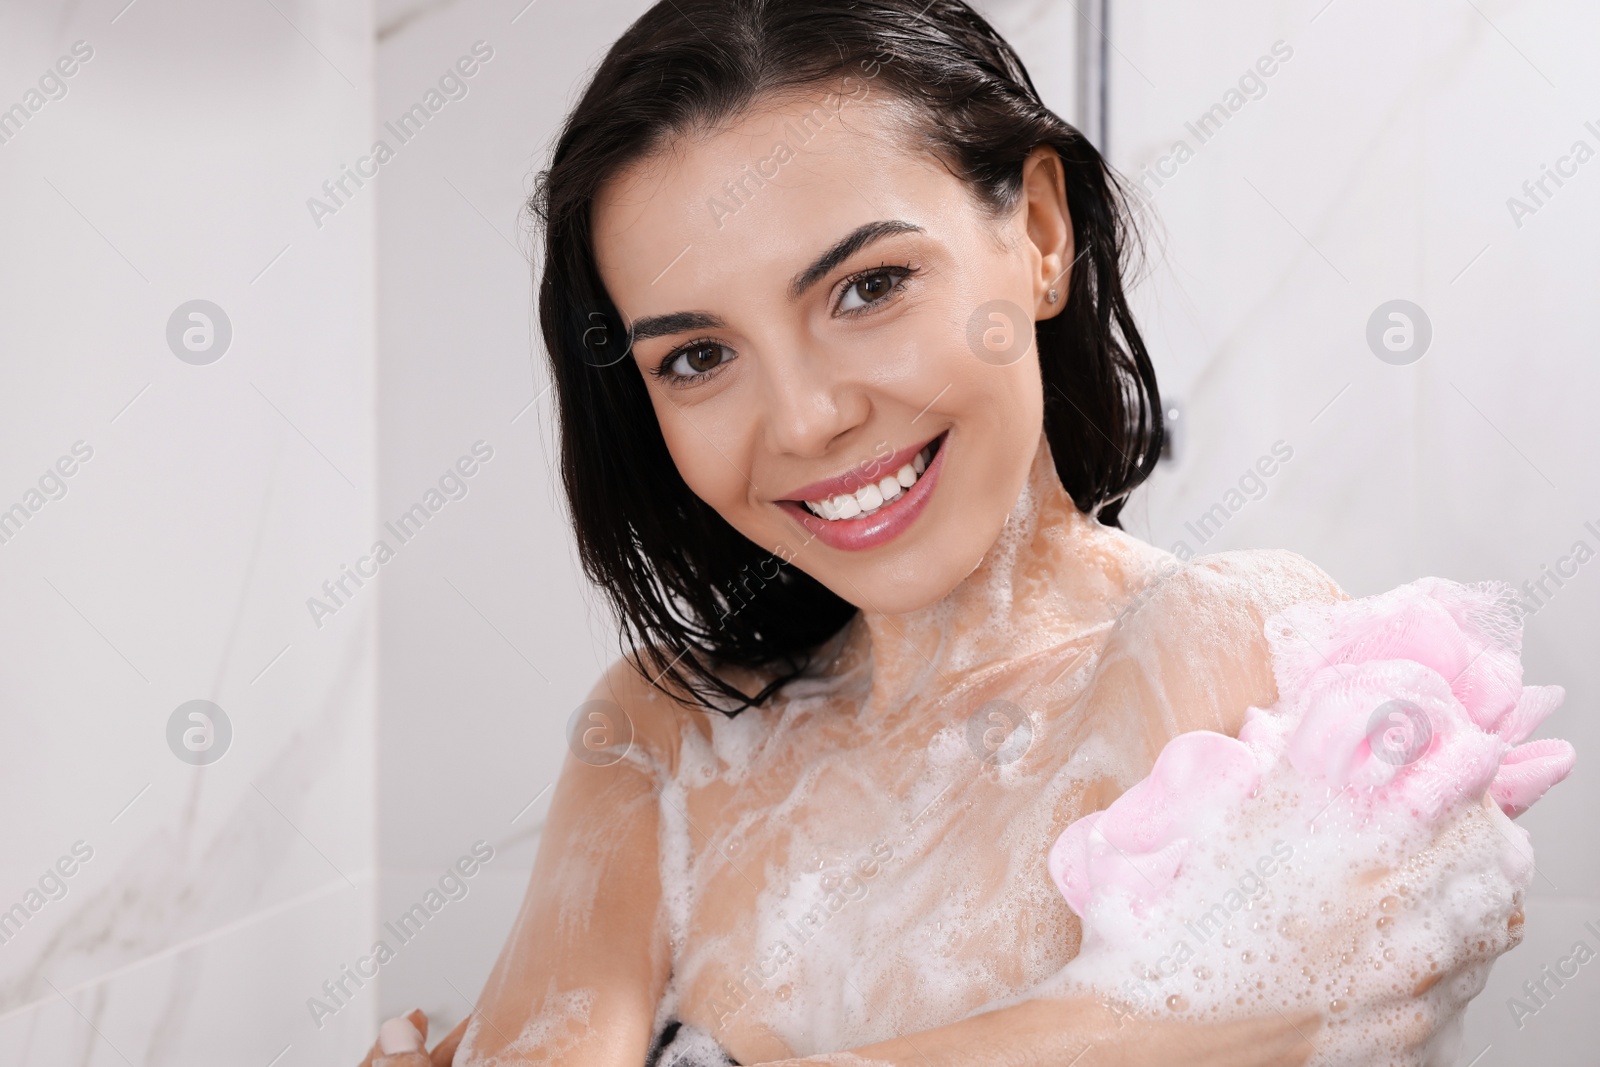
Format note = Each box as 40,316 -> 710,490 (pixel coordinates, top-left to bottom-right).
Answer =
357,1010 -> 469,1067
1297,805 -> 1529,1062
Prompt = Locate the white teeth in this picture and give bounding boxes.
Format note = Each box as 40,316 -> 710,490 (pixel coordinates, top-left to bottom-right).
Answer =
801,440 -> 939,521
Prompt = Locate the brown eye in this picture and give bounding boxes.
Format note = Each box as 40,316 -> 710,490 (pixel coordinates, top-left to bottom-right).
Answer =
683,343 -> 723,372
658,340 -> 733,382
838,267 -> 912,313
856,273 -> 894,300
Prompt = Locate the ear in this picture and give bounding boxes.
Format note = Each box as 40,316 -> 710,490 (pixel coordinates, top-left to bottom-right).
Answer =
1019,146 -> 1074,320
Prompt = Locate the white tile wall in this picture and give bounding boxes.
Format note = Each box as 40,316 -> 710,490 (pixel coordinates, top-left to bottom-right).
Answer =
0,1 -> 377,1063
1110,1 -> 1600,1060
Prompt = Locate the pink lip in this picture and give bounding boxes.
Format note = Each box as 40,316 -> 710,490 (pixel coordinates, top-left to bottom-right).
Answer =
775,432 -> 947,552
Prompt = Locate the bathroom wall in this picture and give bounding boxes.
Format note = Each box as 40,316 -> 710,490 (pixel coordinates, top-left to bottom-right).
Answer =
0,1 -> 378,1065
368,0 -> 626,1030
1110,0 -> 1599,1060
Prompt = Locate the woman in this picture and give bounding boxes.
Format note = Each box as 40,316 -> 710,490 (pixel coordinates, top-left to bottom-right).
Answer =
360,1 -> 1541,1063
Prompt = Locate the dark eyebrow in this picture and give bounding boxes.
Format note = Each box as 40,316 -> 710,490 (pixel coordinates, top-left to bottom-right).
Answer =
628,310 -> 726,344
626,219 -> 925,344
786,219 -> 925,301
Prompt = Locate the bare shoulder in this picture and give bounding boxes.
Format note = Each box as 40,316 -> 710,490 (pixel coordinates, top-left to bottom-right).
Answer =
1107,547 -> 1347,740
1187,546 -> 1347,618
582,651 -> 706,780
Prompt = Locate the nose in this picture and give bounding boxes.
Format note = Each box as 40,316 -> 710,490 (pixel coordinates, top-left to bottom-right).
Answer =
758,336 -> 866,460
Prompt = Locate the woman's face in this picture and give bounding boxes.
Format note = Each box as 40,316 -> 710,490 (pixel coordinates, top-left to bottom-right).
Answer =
592,86 -> 1074,615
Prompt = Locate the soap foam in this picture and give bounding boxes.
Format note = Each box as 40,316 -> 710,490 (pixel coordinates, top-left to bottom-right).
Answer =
637,434 -> 1570,1064
1041,754 -> 1529,1065
455,983 -> 596,1065
1038,577 -> 1573,1065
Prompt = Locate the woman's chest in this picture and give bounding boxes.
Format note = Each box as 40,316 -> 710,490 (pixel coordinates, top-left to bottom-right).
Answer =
660,668 -> 1153,1060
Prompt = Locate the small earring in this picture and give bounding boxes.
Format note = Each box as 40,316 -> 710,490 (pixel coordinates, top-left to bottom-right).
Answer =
1047,288 -> 1059,304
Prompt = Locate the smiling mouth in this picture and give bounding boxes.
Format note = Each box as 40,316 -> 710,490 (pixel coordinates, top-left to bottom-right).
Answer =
793,433 -> 945,522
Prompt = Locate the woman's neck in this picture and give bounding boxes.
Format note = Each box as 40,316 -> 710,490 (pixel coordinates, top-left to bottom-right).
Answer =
830,431 -> 1163,717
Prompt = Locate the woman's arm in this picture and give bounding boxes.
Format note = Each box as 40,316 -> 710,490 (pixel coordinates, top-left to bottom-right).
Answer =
457,755 -> 669,1064
362,960 -> 1322,1067
359,727 -> 670,1067
445,661 -> 679,1067
756,996 -> 1322,1067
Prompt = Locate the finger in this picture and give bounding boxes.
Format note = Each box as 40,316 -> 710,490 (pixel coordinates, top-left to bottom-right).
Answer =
373,1012 -> 432,1067
431,1014 -> 471,1066
373,1053 -> 431,1067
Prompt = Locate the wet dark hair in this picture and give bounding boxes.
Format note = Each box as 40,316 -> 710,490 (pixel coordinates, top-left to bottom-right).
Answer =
529,0 -> 1162,715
